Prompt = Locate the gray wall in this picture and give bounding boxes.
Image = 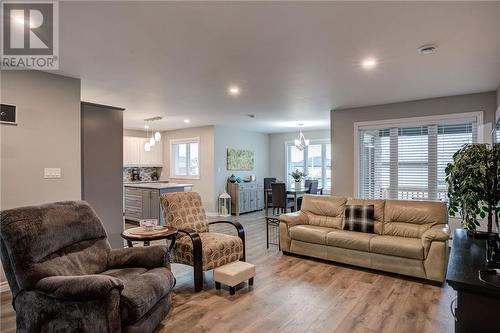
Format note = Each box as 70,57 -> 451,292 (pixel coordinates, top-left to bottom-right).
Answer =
269,130 -> 330,182
331,92 -> 497,197
81,102 -> 124,248
1,71 -> 82,209
1,71 -> 81,285
214,126 -> 270,204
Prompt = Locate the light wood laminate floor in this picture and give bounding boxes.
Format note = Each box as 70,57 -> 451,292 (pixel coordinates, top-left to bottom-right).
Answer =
1,211 -> 455,333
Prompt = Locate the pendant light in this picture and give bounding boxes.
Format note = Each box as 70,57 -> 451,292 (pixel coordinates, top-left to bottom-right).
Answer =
294,124 -> 310,151
144,124 -> 151,151
143,116 -> 163,152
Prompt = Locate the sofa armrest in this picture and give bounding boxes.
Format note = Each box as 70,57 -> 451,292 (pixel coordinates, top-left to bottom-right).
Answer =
422,224 -> 450,256
35,275 -> 123,301
279,211 -> 308,227
108,245 -> 170,269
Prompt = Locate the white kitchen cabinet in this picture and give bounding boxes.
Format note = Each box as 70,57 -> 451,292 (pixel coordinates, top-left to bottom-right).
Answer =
123,136 -> 163,166
123,136 -> 141,165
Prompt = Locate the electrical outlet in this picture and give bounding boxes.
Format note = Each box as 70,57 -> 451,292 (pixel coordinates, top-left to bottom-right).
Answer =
44,168 -> 61,179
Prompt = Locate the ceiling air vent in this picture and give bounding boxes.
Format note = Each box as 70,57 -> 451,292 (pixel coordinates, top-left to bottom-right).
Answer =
417,44 -> 438,55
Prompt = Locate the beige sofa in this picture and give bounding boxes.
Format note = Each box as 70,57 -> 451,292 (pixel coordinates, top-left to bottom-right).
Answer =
279,195 -> 450,282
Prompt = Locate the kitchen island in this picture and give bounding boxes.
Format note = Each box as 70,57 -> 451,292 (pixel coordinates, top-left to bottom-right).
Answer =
124,182 -> 193,224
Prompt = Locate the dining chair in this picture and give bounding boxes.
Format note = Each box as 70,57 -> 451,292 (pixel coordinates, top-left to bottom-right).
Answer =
308,180 -> 319,194
264,177 -> 276,189
264,177 -> 276,207
271,183 -> 295,214
298,180 -> 319,210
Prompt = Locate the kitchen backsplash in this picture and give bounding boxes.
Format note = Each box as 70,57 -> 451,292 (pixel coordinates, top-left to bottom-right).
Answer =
123,167 -> 162,182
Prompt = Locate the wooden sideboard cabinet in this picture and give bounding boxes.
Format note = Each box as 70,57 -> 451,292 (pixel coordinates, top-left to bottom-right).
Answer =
227,182 -> 264,215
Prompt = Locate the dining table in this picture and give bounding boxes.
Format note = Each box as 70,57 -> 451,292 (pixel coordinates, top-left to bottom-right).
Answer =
264,186 -> 323,215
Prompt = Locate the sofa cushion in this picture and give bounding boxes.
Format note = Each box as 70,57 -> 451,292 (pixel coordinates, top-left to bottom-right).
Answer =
369,235 -> 424,260
347,198 -> 385,234
289,225 -> 332,245
383,200 -> 447,238
326,230 -> 376,251
343,205 -> 375,233
301,196 -> 346,229
102,267 -> 175,324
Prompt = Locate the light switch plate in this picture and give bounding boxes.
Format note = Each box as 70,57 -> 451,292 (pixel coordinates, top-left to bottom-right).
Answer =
44,168 -> 61,179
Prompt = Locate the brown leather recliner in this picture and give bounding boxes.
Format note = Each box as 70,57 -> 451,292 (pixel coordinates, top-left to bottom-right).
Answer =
0,201 -> 175,333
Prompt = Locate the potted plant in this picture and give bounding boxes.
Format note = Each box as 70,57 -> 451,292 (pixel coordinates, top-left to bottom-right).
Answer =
445,143 -> 499,237
289,169 -> 307,190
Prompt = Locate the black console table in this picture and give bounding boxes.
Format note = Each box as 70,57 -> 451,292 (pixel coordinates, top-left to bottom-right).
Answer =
446,229 -> 500,333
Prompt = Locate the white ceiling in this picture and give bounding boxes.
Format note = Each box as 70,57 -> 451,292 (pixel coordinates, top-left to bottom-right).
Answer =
56,1 -> 500,133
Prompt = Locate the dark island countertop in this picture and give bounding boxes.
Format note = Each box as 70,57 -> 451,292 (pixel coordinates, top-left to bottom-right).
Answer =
446,229 -> 500,298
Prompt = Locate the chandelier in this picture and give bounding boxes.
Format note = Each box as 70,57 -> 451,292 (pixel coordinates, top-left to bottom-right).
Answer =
144,116 -> 162,152
294,124 -> 309,151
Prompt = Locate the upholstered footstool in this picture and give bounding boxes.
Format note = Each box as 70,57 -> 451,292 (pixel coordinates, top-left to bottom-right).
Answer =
214,261 -> 256,295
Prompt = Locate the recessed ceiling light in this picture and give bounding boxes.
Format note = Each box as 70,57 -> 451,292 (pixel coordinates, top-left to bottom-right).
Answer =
362,58 -> 377,69
184,119 -> 190,123
228,86 -> 240,95
417,44 -> 438,55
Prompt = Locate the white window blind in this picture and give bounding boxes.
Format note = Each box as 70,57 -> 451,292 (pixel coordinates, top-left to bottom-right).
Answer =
358,118 -> 478,201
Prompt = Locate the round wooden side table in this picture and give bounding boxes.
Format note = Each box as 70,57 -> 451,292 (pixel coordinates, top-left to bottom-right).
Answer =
121,226 -> 178,250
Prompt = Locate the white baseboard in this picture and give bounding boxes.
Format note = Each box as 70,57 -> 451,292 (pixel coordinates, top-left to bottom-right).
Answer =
206,211 -> 220,217
0,281 -> 10,293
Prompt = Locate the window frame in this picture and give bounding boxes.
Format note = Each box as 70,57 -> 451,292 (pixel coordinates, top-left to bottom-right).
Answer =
285,139 -> 331,191
495,106 -> 500,143
169,137 -> 200,180
353,112 -> 484,199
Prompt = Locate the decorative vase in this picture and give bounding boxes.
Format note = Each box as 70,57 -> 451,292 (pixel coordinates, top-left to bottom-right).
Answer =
294,181 -> 301,190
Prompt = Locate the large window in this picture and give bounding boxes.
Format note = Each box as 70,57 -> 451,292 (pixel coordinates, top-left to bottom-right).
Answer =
286,140 -> 331,191
170,137 -> 200,179
356,113 -> 481,201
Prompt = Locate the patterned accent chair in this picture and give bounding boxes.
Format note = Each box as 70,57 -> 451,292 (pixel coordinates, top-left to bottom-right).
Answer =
160,192 -> 245,292
0,201 -> 176,333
